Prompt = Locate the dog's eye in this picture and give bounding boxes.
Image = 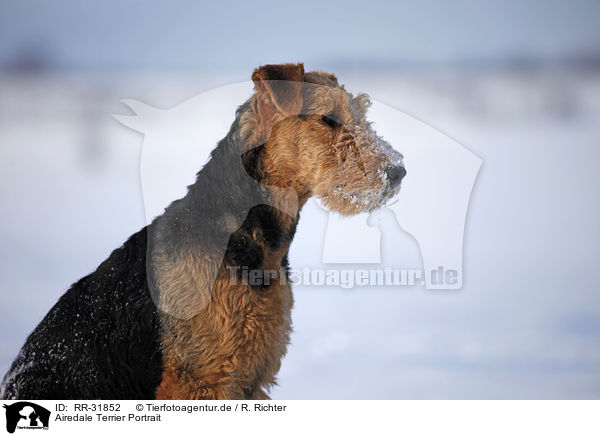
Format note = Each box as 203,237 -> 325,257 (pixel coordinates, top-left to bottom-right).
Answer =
321,114 -> 341,129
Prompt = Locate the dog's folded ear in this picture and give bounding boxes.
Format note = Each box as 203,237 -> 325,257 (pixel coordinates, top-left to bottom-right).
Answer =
252,63 -> 304,126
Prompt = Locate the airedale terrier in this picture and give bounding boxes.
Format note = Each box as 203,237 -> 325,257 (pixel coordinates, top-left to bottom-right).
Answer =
0,63 -> 405,400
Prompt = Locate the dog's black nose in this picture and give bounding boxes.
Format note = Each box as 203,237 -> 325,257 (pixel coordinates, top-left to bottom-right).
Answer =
386,165 -> 406,188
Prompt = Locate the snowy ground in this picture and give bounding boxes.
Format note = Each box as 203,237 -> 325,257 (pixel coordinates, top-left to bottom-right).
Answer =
0,67 -> 599,398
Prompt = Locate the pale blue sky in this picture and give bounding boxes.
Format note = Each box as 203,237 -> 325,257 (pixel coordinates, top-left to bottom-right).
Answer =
1,0 -> 600,71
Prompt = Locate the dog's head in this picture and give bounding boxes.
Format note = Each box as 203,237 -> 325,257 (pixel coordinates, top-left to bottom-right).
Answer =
249,63 -> 405,215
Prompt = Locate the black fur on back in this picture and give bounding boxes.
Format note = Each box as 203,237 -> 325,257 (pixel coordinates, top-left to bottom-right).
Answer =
0,228 -> 162,399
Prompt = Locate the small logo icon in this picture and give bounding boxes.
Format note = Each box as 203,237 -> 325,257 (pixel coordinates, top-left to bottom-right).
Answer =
3,402 -> 50,433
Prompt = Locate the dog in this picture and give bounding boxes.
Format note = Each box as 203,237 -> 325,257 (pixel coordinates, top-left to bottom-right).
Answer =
0,63 -> 405,399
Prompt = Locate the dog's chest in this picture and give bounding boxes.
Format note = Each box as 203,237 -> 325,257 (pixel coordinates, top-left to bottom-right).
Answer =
217,281 -> 293,382
160,278 -> 293,397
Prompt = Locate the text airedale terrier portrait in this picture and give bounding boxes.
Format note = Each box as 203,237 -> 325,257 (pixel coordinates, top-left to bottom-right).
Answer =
0,63 -> 405,400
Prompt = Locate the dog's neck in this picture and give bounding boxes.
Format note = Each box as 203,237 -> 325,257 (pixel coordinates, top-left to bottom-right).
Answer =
161,110 -> 305,271
148,104 -> 303,318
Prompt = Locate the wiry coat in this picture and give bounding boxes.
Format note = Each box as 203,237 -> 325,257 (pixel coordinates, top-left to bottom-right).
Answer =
0,98 -> 297,400
1,63 -> 404,399
0,67 -> 302,400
